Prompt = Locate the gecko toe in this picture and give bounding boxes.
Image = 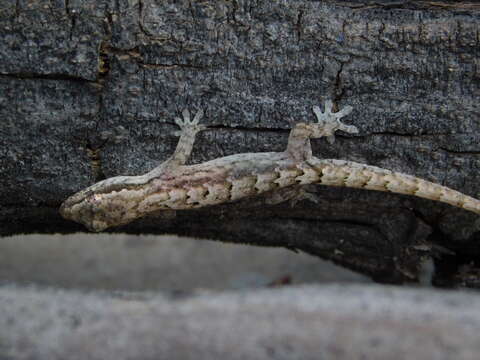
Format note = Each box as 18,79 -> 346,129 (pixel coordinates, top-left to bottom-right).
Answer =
336,105 -> 353,117
182,108 -> 191,122
192,109 -> 204,124
338,123 -> 358,134
174,117 -> 184,127
324,99 -> 334,114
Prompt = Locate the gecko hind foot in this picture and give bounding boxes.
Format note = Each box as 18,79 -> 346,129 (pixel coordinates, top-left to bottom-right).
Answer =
174,108 -> 207,136
312,100 -> 358,143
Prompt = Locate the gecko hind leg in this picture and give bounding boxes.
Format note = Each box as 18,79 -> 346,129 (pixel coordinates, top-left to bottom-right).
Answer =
286,100 -> 358,160
311,100 -> 358,144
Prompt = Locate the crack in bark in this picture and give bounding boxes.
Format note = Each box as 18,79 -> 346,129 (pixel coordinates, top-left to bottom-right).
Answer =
296,9 -> 304,39
100,42 -> 204,70
368,131 -> 473,138
140,63 -> 206,70
98,42 -> 112,79
438,147 -> 480,156
85,140 -> 107,182
207,124 -> 290,133
65,0 -> 70,16
333,61 -> 345,104
340,0 -> 480,12
0,72 -> 95,83
101,43 -> 141,57
14,0 -> 20,18
137,0 -> 151,37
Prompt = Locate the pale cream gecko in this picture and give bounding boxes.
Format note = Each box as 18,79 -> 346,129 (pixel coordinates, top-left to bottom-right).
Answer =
60,100 -> 480,231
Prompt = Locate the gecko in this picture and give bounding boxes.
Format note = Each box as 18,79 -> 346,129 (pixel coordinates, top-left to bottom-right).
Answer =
60,100 -> 480,232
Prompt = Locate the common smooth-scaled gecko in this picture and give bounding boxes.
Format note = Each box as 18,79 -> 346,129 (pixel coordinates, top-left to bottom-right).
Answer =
60,100 -> 480,231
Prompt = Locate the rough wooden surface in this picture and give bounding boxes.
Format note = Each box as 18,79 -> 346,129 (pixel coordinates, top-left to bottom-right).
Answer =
1,0 -> 480,284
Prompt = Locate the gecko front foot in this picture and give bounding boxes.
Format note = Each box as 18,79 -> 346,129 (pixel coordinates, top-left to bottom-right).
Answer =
312,100 -> 358,143
174,108 -> 207,137
163,108 -> 209,167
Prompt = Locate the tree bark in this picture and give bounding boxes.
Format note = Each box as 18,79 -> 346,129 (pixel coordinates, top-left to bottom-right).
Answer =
1,0 -> 480,285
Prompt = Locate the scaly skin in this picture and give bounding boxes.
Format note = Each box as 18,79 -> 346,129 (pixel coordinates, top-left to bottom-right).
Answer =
60,101 -> 480,231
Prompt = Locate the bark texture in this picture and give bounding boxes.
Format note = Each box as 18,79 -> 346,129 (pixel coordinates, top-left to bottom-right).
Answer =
1,0 -> 480,285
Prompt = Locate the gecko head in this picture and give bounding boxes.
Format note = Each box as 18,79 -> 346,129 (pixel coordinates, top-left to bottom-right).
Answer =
60,180 -> 141,232
60,189 -> 114,232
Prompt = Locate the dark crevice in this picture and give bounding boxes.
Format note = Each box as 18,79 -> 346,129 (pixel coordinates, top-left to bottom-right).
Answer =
65,0 -> 70,16
187,0 -> 196,21
102,44 -> 141,57
438,147 -> 480,156
295,8 -> 304,41
409,207 -> 480,289
341,0 -> 480,13
369,131 -> 444,137
98,7 -> 114,79
366,131 -> 475,138
98,42 -> 112,79
65,0 -> 76,40
15,0 -> 20,18
332,61 -> 345,104
69,13 -> 76,41
340,1 -> 414,10
206,124 -> 290,133
85,140 -> 107,182
137,0 -> 150,37
428,225 -> 465,288
141,63 -> 205,70
99,43 -> 144,77
203,125 -> 357,141
282,215 -> 377,230
0,72 -> 94,83
230,0 -> 239,23
103,11 -> 113,38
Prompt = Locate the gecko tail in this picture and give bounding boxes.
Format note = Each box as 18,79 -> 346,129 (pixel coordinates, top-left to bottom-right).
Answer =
308,158 -> 480,215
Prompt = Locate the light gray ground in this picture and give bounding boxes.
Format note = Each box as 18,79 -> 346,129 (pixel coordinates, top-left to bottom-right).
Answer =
1,283 -> 480,360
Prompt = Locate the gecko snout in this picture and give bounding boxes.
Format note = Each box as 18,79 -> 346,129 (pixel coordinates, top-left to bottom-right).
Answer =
60,193 -> 105,232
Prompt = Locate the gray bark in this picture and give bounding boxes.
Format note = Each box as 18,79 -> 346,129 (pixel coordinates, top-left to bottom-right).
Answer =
1,0 -> 480,285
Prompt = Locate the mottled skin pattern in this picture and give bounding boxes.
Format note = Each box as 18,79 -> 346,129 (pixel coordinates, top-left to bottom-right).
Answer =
60,101 -> 480,232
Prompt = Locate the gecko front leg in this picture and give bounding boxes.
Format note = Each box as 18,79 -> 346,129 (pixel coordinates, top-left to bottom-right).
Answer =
147,108 -> 208,179
286,100 -> 358,161
167,108 -> 207,167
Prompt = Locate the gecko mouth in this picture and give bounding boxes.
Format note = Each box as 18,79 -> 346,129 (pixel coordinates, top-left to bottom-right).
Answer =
60,202 -> 109,232
59,193 -> 102,231
59,196 -> 79,221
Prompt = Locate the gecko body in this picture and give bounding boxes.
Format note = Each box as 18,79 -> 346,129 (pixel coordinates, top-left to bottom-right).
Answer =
60,101 -> 480,231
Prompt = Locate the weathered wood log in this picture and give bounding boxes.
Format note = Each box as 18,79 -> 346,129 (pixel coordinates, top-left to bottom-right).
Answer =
1,0 -> 480,285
